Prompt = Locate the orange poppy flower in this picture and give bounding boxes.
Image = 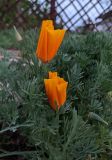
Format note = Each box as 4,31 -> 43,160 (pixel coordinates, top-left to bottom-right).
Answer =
36,20 -> 66,63
44,72 -> 68,110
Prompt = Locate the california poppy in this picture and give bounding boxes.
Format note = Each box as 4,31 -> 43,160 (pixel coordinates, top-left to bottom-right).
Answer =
44,72 -> 68,110
36,20 -> 66,63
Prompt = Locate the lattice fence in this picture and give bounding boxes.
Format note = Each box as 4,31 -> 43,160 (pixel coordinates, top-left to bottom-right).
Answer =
0,0 -> 112,31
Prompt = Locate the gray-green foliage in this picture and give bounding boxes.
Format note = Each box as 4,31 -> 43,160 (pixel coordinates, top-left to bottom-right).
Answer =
0,30 -> 112,160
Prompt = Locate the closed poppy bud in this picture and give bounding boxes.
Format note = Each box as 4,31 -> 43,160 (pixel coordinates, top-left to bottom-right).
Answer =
13,26 -> 22,41
44,72 -> 68,110
36,20 -> 66,63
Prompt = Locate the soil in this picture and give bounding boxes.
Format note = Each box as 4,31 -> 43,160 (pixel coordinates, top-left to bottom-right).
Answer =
0,48 -> 21,61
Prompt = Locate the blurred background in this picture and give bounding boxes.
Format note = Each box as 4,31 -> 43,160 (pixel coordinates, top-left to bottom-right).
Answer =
0,0 -> 112,32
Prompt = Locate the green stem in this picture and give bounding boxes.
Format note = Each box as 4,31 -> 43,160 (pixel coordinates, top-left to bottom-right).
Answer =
0,123 -> 33,134
0,151 -> 37,158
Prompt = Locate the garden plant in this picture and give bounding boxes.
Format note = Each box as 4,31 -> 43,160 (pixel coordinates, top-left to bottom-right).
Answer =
0,21 -> 112,160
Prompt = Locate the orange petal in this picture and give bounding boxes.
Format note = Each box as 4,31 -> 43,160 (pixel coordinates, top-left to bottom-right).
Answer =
47,29 -> 66,62
57,77 -> 66,84
36,20 -> 54,62
57,82 -> 68,108
49,72 -> 57,79
44,79 -> 60,110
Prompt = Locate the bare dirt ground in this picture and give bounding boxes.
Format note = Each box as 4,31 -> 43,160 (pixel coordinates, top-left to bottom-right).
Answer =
0,49 -> 21,61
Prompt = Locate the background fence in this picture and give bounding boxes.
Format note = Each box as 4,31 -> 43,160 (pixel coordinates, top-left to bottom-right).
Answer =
0,0 -> 112,32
